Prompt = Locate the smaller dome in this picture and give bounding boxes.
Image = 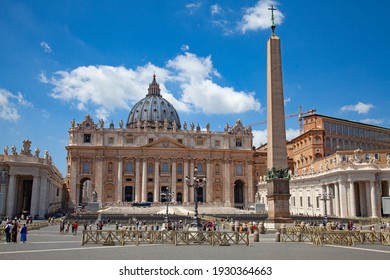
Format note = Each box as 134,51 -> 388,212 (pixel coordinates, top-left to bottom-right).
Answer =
126,75 -> 181,130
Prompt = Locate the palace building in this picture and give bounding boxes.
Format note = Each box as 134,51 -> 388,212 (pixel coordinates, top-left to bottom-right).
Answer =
0,140 -> 65,219
65,75 -> 259,209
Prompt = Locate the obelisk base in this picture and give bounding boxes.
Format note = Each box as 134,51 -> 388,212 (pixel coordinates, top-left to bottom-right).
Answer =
265,179 -> 294,229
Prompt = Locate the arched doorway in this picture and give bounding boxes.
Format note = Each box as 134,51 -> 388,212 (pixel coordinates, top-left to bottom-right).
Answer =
234,180 -> 245,209
176,192 -> 183,203
78,178 -> 92,206
15,176 -> 33,216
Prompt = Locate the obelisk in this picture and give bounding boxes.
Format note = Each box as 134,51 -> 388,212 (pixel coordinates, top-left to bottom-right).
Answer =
265,6 -> 292,228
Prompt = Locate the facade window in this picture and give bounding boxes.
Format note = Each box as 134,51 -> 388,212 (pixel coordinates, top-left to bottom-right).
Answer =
236,138 -> 242,147
108,137 -> 114,144
215,164 -> 220,175
125,162 -> 134,173
300,196 -> 303,207
196,163 -> 204,173
178,139 -> 183,144
235,164 -> 243,176
83,134 -> 91,143
316,196 -> 320,208
177,163 -> 183,174
215,140 -> 220,147
56,188 -> 60,196
108,162 -> 113,174
149,138 -> 154,143
307,196 -> 311,207
162,162 -> 169,173
148,163 -> 153,174
126,137 -> 134,144
82,161 -> 90,174
196,139 -> 204,146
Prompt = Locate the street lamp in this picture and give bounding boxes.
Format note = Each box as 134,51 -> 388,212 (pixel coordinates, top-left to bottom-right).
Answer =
318,187 -> 333,225
185,167 -> 207,230
160,188 -> 174,225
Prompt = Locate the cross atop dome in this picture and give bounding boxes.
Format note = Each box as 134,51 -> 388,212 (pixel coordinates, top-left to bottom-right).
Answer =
268,5 -> 277,36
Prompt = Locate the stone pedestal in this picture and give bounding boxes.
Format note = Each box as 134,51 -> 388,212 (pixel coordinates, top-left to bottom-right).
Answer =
87,202 -> 101,213
265,179 -> 293,229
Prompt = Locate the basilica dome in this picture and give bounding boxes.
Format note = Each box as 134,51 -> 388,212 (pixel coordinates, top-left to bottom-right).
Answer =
126,75 -> 181,130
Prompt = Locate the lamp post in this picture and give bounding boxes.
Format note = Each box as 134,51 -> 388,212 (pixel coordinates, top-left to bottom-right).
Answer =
161,188 -> 174,225
185,167 -> 207,230
318,187 -> 333,225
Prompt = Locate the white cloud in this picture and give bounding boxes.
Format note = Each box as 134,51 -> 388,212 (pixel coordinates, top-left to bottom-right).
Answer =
41,52 -> 261,119
286,128 -> 300,141
253,129 -> 267,146
360,118 -> 384,125
210,4 -> 222,16
340,102 -> 374,114
0,89 -> 32,121
40,41 -> 52,53
238,0 -> 284,33
180,44 -> 190,52
186,2 -> 202,14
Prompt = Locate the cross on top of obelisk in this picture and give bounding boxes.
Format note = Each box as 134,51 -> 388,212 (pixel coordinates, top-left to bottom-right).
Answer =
268,5 -> 277,35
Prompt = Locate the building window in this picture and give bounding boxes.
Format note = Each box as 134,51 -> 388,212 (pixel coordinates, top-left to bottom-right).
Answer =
125,162 -> 134,174
108,162 -> 113,174
236,138 -> 242,147
215,140 -> 220,147
126,137 -> 134,144
162,162 -> 169,173
196,139 -> 204,146
235,164 -> 243,176
178,139 -> 183,144
316,196 -> 320,208
108,137 -> 114,144
177,163 -> 183,174
56,188 -> 60,196
215,164 -> 220,175
148,163 -> 153,174
307,196 -> 311,207
82,161 -> 90,174
149,138 -> 154,143
83,134 -> 91,143
196,163 -> 204,174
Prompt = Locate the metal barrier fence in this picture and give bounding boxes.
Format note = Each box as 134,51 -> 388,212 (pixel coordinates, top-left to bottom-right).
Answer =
281,226 -> 390,246
81,230 -> 250,246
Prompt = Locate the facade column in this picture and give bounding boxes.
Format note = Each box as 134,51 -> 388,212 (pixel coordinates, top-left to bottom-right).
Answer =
349,180 -> 357,217
171,158 -> 177,202
183,159 -> 189,204
6,174 -> 16,218
95,157 -> 104,204
359,182 -> 367,217
326,185 -> 332,216
370,180 -> 378,218
38,173 -> 49,218
224,159 -> 231,207
70,156 -> 78,207
247,160 -> 254,205
30,175 -> 40,217
154,159 -> 160,202
206,159 -> 212,204
365,181 -> 372,217
117,157 -> 123,203
141,158 -> 147,202
135,158 -> 141,202
189,160 -> 195,202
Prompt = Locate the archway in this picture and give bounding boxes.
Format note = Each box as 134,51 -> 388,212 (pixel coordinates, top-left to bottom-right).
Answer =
79,178 -> 92,206
234,180 -> 245,209
15,176 -> 33,216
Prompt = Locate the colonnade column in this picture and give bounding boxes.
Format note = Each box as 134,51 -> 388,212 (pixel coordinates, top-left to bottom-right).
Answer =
338,180 -> 348,218
326,185 -> 332,216
370,180 -> 378,218
349,180 -> 357,217
70,156 -> 78,207
117,157 -> 123,203
183,159 -> 189,204
154,159 -> 160,202
38,174 -> 48,218
6,173 -> 16,218
334,183 -> 340,217
30,175 -> 40,217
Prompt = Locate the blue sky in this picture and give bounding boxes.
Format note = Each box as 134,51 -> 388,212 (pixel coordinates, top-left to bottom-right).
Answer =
1,0 -> 389,176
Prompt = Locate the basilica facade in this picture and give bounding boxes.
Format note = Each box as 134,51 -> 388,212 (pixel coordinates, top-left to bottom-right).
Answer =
65,75 -> 259,209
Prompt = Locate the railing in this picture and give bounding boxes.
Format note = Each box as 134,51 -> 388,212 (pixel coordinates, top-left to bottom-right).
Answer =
281,226 -> 390,246
81,230 -> 250,246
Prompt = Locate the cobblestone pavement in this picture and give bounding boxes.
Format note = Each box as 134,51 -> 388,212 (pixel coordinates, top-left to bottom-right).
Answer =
1,224 -> 390,260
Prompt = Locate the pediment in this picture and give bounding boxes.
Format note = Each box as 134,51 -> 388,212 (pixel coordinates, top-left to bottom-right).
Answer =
142,137 -> 188,149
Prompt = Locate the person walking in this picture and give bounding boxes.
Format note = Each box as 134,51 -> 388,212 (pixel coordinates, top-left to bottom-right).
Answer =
11,221 -> 18,243
4,222 -> 12,243
20,224 -> 28,243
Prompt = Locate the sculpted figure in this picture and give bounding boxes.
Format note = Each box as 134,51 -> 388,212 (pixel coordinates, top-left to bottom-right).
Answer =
4,145 -> 8,156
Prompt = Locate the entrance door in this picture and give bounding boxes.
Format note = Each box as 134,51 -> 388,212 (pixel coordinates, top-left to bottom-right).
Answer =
124,186 -> 133,202
234,180 -> 244,209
